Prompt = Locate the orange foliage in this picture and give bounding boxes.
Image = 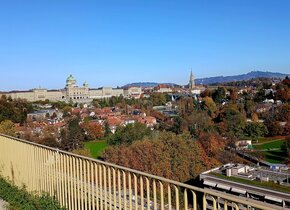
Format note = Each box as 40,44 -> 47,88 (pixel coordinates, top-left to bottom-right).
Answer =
81,121 -> 104,140
198,132 -> 226,157
103,132 -> 218,182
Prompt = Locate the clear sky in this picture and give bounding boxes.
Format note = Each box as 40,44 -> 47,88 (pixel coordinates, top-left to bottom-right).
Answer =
0,0 -> 289,90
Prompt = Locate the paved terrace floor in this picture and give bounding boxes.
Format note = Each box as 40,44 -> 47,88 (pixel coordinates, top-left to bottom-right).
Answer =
0,199 -> 7,210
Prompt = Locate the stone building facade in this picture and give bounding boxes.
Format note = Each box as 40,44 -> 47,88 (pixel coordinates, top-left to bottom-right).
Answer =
0,75 -> 125,102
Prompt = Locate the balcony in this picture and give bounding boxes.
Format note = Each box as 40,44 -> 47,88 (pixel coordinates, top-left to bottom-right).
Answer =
0,134 -> 277,210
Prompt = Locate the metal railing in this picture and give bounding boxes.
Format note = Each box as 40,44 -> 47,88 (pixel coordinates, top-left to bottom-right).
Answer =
0,134 -> 277,210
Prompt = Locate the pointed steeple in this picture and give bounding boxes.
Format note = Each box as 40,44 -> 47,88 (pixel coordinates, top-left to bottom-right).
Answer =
189,69 -> 195,89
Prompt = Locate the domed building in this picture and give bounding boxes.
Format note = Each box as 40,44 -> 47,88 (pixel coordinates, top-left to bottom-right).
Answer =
65,74 -> 77,88
1,74 -> 128,102
65,74 -> 89,101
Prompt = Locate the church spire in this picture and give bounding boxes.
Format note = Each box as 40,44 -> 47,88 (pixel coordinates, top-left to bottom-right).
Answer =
189,69 -> 195,89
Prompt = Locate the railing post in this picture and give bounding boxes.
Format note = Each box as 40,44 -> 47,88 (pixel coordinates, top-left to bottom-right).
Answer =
203,194 -> 207,210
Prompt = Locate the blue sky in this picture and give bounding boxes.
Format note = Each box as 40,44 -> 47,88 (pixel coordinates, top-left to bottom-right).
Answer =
0,0 -> 289,90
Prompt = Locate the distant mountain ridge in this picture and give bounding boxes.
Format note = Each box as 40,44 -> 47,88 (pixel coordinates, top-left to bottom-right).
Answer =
122,71 -> 289,87
122,82 -> 179,88
195,71 -> 289,85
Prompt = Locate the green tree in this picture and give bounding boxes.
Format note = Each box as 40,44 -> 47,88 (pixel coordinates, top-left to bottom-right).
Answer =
217,106 -> 246,138
244,98 -> 256,118
170,116 -> 188,134
150,93 -> 167,106
212,87 -> 226,103
244,122 -> 268,142
61,105 -> 72,117
104,121 -> 112,137
108,122 -> 152,146
185,110 -> 214,136
284,136 -> 290,160
0,96 -> 32,124
61,117 -> 85,151
254,88 -> 266,102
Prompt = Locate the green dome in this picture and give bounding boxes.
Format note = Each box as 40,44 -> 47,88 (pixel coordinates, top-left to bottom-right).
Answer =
66,74 -> 75,82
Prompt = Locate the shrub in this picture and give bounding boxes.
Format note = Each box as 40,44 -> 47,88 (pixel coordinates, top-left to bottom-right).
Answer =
0,176 -> 64,210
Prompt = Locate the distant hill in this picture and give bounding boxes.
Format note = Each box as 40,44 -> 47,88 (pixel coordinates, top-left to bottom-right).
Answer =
195,71 -> 289,85
122,82 -> 179,88
122,71 -> 289,87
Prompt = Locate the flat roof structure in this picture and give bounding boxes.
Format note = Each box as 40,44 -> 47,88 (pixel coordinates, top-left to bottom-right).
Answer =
200,163 -> 290,208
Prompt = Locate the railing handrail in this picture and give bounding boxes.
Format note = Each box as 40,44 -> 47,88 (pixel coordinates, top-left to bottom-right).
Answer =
0,133 -> 279,209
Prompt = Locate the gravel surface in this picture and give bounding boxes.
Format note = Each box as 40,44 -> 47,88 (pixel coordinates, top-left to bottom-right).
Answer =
0,199 -> 7,210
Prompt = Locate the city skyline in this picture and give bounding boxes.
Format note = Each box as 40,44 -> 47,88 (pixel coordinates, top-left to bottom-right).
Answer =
0,0 -> 290,90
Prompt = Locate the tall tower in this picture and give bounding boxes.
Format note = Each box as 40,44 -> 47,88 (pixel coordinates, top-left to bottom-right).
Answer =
188,69 -> 195,89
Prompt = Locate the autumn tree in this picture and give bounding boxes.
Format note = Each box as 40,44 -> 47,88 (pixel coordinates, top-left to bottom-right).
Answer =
103,132 -> 218,182
38,135 -> 60,148
82,121 -> 104,140
276,104 -> 290,122
244,98 -> 256,118
200,89 -> 212,98
0,120 -> 16,137
264,121 -> 284,136
202,96 -> 217,117
61,105 -> 72,117
251,112 -> 259,122
229,89 -> 238,102
198,132 -> 225,157
275,82 -> 290,102
282,76 -> 290,87
283,123 -> 290,136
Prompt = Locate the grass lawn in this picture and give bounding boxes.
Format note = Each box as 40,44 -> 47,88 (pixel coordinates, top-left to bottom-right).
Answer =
255,136 -> 286,144
251,138 -> 289,163
253,139 -> 287,150
84,140 -> 108,158
250,149 -> 287,163
210,173 -> 290,194
262,150 -> 288,163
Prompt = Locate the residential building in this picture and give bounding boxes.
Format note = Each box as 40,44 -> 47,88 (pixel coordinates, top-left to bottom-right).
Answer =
154,84 -> 173,93
124,86 -> 142,99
